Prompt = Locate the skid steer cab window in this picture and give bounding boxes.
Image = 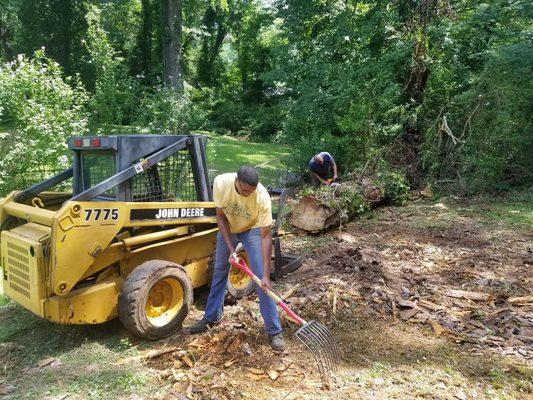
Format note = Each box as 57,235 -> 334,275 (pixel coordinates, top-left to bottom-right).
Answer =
131,150 -> 197,202
81,151 -> 116,199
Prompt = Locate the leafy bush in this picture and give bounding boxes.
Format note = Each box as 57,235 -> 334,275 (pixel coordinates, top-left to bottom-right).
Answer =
134,86 -> 209,134
422,43 -> 533,193
376,169 -> 411,205
0,50 -> 88,195
458,44 -> 533,191
210,100 -> 282,141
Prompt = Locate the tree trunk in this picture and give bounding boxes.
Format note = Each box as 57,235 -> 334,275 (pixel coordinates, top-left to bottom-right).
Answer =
0,21 -> 13,60
290,179 -> 388,232
134,0 -> 153,79
162,0 -> 183,93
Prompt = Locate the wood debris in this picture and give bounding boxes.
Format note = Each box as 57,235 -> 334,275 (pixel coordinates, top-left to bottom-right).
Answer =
429,319 -> 445,336
507,295 -> 533,305
445,289 -> 493,302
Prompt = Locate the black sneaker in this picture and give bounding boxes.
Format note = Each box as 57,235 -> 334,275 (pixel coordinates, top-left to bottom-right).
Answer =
269,332 -> 286,351
187,319 -> 218,334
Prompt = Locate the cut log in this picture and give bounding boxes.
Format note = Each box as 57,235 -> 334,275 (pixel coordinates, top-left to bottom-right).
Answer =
290,196 -> 337,232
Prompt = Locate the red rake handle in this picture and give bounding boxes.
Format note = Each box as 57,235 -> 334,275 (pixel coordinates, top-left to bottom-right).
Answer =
229,257 -> 306,326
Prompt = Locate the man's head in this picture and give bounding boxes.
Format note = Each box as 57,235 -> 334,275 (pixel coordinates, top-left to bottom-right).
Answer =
314,154 -> 324,165
235,166 -> 259,197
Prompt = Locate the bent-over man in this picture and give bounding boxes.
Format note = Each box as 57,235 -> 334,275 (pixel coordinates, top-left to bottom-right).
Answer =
187,166 -> 285,350
308,152 -> 338,185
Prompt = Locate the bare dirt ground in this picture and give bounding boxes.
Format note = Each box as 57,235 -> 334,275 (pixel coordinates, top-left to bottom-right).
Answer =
137,199 -> 532,400
1,197 -> 531,399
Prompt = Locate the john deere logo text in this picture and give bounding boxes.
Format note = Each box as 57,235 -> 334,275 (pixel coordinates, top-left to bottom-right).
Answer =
155,208 -> 205,219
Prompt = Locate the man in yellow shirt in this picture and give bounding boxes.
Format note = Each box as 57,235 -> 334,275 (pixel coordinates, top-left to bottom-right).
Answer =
187,166 -> 285,351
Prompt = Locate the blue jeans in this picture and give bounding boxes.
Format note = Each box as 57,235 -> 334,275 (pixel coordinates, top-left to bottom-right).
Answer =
203,228 -> 282,336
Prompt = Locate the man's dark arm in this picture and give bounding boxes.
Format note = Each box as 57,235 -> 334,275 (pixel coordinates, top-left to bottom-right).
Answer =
260,225 -> 273,290
216,208 -> 236,261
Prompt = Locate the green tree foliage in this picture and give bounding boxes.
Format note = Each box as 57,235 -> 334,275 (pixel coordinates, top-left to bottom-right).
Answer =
16,0 -> 93,84
84,4 -> 142,127
270,0 -> 532,191
209,1 -> 283,140
0,50 -> 88,194
0,0 -> 529,193
196,0 -> 231,86
0,0 -> 20,60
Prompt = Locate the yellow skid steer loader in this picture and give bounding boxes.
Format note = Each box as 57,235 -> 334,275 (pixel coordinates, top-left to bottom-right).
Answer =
0,135 -> 301,340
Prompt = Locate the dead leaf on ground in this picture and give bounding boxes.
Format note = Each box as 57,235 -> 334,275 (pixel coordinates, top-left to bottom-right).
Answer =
37,357 -> 57,368
84,364 -> 100,374
242,342 -> 252,356
275,359 -> 293,372
181,354 -> 194,368
508,295 -> 533,305
223,358 -> 238,368
248,367 -> 264,375
445,289 -> 493,302
225,336 -> 243,353
42,395 -> 69,400
335,232 -> 358,244
188,336 -> 211,348
400,308 -> 419,321
0,384 -> 15,395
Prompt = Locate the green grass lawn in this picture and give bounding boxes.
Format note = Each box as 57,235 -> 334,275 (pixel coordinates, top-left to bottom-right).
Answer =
197,131 -> 291,186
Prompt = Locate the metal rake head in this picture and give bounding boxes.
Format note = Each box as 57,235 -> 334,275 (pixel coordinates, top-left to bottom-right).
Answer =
296,320 -> 340,385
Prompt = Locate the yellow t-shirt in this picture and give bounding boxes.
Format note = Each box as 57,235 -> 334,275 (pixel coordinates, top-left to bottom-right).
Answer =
213,173 -> 273,234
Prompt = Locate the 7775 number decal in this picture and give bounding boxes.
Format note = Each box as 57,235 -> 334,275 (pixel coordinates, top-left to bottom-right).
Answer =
84,208 -> 119,222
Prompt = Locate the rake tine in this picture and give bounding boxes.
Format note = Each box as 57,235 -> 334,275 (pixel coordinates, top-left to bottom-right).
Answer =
301,326 -> 331,378
307,327 -> 334,379
315,321 -> 340,373
298,322 -> 337,380
312,324 -> 335,372
297,327 -> 329,380
307,322 -> 337,374
304,323 -> 333,375
313,321 -> 341,368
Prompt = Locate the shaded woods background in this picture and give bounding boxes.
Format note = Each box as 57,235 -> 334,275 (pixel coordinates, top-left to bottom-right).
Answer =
0,0 -> 531,194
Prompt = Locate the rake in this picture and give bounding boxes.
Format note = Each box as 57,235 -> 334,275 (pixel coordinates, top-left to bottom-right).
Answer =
231,243 -> 340,384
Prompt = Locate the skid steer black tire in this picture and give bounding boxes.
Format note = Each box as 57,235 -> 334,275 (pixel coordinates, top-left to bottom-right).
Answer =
118,260 -> 193,340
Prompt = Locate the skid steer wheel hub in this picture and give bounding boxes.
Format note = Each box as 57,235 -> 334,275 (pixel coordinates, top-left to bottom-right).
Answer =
145,278 -> 183,327
229,266 -> 251,290
226,252 -> 254,300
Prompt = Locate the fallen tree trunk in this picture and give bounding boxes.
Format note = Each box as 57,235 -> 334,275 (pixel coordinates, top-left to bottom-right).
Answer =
290,178 -> 394,232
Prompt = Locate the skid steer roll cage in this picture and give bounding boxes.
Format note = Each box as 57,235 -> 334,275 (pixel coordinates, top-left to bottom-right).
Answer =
15,135 -> 211,204
11,134 -> 303,279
